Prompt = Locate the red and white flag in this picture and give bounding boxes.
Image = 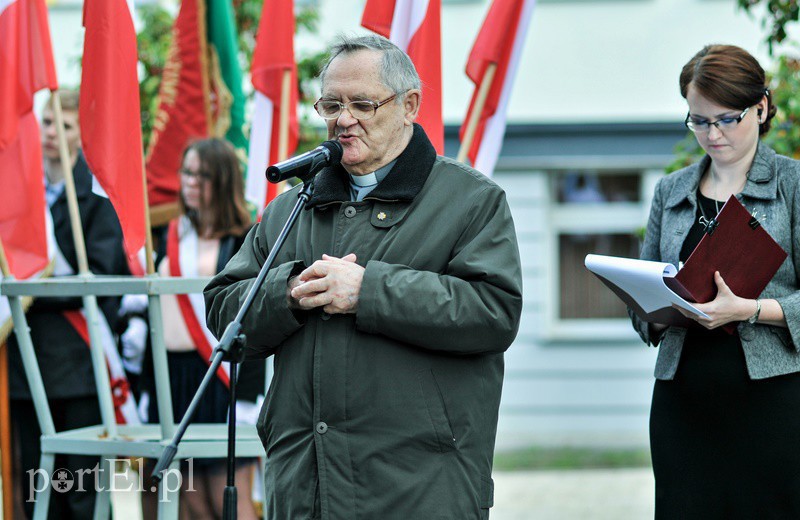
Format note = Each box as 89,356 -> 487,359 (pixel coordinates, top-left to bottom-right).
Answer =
362,0 -> 443,154
0,0 -> 56,279
0,0 -> 57,149
460,0 -> 534,176
245,0 -> 299,213
80,0 -> 146,264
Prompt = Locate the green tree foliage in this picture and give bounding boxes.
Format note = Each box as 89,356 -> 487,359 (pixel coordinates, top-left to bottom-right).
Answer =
666,3 -> 800,172
136,2 -> 327,152
737,0 -> 799,54
764,52 -> 800,159
136,6 -> 176,151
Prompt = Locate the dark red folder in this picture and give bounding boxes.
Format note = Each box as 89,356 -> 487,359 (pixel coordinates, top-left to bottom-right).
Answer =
671,195 -> 787,333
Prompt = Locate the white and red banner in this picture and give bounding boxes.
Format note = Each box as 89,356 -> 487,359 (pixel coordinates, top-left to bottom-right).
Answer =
0,0 -> 56,279
362,0 -> 443,154
245,0 -> 299,213
167,218 -> 230,387
63,310 -> 141,425
80,0 -> 146,264
460,0 -> 534,176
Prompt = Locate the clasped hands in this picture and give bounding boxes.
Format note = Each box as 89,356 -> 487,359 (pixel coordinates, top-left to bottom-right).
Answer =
673,271 -> 756,329
287,253 -> 364,314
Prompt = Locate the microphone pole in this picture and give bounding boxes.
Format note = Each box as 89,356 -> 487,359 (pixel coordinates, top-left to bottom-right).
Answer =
152,142 -> 340,519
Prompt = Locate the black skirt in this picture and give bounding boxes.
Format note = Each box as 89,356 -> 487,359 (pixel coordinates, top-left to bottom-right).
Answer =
147,351 -> 260,470
650,327 -> 800,519
147,350 -> 230,425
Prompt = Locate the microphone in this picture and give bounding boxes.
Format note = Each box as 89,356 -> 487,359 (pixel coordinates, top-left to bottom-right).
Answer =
266,140 -> 343,183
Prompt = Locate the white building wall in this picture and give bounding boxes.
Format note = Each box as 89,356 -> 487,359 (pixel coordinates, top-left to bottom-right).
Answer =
310,0 -> 778,124
494,169 -> 659,449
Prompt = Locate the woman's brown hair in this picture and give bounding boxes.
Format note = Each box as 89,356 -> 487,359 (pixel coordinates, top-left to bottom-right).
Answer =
179,138 -> 251,238
679,44 -> 776,135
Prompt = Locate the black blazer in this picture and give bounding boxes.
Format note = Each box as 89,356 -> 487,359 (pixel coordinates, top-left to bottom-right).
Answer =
8,152 -> 129,400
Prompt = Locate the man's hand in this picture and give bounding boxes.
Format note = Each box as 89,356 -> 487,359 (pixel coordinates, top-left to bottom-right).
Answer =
291,253 -> 364,314
674,271 -> 754,329
287,274 -> 311,310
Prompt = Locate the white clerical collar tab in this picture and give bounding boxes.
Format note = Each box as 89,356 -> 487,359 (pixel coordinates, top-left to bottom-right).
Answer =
350,172 -> 378,187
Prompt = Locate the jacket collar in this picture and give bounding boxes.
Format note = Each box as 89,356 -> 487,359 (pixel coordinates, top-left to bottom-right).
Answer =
307,123 -> 437,209
54,151 -> 93,205
665,141 -> 778,209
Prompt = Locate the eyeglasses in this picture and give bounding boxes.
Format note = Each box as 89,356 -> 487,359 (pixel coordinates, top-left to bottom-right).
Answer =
684,107 -> 751,133
314,93 -> 399,121
180,169 -> 212,181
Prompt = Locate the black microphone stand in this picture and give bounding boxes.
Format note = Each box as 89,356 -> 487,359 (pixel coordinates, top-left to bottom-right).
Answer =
151,179 -> 316,519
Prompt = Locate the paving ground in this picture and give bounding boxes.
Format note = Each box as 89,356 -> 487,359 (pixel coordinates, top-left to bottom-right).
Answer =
491,468 -> 654,519
104,467 -> 656,520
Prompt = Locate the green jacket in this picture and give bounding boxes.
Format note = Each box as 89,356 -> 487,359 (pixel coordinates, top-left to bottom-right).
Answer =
205,125 -> 522,519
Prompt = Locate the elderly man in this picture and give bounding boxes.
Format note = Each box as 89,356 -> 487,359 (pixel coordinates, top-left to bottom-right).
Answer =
205,35 -> 522,519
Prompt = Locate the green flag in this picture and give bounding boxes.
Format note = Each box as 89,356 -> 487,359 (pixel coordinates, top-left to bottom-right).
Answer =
206,0 -> 248,151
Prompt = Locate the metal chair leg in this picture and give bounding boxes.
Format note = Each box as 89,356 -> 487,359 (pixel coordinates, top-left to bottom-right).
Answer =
156,460 -> 181,520
31,452 -> 55,520
93,456 -> 112,520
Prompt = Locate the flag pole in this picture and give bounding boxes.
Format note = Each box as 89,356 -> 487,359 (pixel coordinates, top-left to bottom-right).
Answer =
141,163 -> 155,275
278,69 -> 292,162
457,62 -> 497,164
274,68 -> 292,196
0,337 -> 10,520
51,90 -> 118,436
51,91 -> 90,274
0,238 -> 41,344
0,237 -> 11,520
0,238 -> 10,279
0,239 -> 52,519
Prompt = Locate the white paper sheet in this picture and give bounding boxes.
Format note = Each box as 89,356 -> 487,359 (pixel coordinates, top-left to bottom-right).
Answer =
585,254 -> 709,319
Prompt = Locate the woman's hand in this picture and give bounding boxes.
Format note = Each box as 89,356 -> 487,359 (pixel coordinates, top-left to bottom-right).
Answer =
675,271 -> 756,329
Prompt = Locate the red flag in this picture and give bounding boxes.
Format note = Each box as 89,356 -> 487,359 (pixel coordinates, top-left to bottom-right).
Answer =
0,0 -> 56,278
460,0 -> 534,176
360,0 -> 395,37
245,0 -> 299,211
362,0 -> 443,154
0,0 -> 57,150
144,0 -> 211,208
80,0 -> 146,261
0,113 -> 49,279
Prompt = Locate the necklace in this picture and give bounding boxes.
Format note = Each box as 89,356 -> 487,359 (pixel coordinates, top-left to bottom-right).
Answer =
698,167 -> 722,230
697,193 -> 721,230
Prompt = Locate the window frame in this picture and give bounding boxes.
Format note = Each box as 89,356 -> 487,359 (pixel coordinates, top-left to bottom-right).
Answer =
544,167 -> 662,341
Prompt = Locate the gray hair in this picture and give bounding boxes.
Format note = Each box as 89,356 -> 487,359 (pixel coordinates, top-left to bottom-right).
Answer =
319,35 -> 422,96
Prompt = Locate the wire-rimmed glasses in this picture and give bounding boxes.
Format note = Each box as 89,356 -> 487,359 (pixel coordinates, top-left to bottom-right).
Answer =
314,93 -> 399,121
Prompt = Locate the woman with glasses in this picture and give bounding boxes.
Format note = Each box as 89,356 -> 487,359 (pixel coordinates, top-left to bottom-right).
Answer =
630,44 -> 800,518
140,138 -> 264,519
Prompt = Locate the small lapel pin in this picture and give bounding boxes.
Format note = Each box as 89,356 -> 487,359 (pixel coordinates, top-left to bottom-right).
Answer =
377,212 -> 387,221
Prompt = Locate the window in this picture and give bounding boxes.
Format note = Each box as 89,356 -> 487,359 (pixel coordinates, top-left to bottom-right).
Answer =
545,169 -> 661,340
559,233 -> 640,319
